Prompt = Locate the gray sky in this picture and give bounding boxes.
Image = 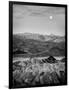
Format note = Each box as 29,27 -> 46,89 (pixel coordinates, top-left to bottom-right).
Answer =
13,4 -> 65,36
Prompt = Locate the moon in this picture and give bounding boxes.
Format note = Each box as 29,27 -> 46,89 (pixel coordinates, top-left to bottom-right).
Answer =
49,16 -> 53,20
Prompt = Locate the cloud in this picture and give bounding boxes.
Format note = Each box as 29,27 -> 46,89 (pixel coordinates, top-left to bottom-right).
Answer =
13,5 -> 65,18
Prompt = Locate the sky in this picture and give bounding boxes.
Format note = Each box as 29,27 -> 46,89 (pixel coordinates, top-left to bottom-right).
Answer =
13,4 -> 65,36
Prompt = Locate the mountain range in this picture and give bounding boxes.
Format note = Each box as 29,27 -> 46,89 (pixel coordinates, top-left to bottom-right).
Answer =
14,33 -> 65,43
13,33 -> 65,57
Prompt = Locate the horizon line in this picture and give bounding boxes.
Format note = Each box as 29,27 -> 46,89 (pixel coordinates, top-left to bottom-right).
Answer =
13,32 -> 65,37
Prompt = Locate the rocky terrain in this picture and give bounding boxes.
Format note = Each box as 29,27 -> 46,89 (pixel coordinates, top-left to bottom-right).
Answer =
12,33 -> 66,88
13,56 -> 66,88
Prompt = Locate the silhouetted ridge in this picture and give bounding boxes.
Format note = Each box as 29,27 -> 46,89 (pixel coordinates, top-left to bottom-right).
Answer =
61,58 -> 65,62
13,49 -> 27,54
46,56 -> 56,63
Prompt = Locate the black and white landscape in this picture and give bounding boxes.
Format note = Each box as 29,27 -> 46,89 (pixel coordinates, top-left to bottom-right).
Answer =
12,4 -> 66,88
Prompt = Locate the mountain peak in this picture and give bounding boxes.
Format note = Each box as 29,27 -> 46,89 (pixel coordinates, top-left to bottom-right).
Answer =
50,34 -> 55,36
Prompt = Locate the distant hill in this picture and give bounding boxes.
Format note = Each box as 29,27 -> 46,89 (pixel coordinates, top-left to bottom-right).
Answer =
13,33 -> 65,57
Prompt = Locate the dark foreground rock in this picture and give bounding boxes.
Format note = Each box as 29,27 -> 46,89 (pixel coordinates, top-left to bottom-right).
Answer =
46,56 -> 57,63
13,70 -> 66,88
61,58 -> 65,62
